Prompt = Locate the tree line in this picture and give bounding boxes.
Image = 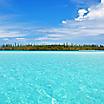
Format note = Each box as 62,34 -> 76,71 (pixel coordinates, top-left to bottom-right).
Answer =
0,43 -> 104,51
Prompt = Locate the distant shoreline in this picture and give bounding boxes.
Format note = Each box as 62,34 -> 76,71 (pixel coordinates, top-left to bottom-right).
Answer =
0,43 -> 104,51
0,44 -> 104,51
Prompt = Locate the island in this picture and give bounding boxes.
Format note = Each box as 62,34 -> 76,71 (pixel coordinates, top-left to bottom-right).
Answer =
0,43 -> 104,51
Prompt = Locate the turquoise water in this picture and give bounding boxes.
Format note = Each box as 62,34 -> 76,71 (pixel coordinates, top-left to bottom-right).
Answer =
0,51 -> 104,104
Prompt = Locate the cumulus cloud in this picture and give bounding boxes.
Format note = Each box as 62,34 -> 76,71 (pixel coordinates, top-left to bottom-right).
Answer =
59,0 -> 104,41
0,0 -> 104,44
36,0 -> 104,41
75,9 -> 88,21
75,0 -> 104,21
34,0 -> 104,43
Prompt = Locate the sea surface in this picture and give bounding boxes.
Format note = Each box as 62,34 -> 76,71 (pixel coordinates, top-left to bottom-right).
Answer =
0,51 -> 104,104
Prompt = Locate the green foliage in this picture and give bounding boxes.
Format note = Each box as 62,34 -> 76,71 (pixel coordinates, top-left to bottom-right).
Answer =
0,43 -> 104,51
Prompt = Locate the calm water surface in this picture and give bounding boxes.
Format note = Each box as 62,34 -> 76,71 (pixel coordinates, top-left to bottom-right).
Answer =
0,51 -> 104,104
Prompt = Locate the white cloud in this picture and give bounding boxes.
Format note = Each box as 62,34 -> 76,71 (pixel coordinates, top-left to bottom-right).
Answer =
0,25 -> 28,38
0,23 -> 38,38
35,0 -> 104,43
62,20 -> 67,24
0,0 -> 103,44
59,0 -> 104,40
0,29 -> 26,38
101,0 -> 104,4
75,9 -> 88,21
75,0 -> 104,21
0,30 -> 23,38
16,38 -> 25,40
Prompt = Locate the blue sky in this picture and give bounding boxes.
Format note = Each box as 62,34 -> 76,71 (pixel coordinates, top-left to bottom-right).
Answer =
0,0 -> 103,45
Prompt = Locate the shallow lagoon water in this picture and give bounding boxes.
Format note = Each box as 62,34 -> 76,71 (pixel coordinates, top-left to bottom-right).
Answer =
0,51 -> 104,104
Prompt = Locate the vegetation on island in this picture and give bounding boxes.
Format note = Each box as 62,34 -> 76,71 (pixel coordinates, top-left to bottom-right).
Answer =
0,43 -> 104,51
